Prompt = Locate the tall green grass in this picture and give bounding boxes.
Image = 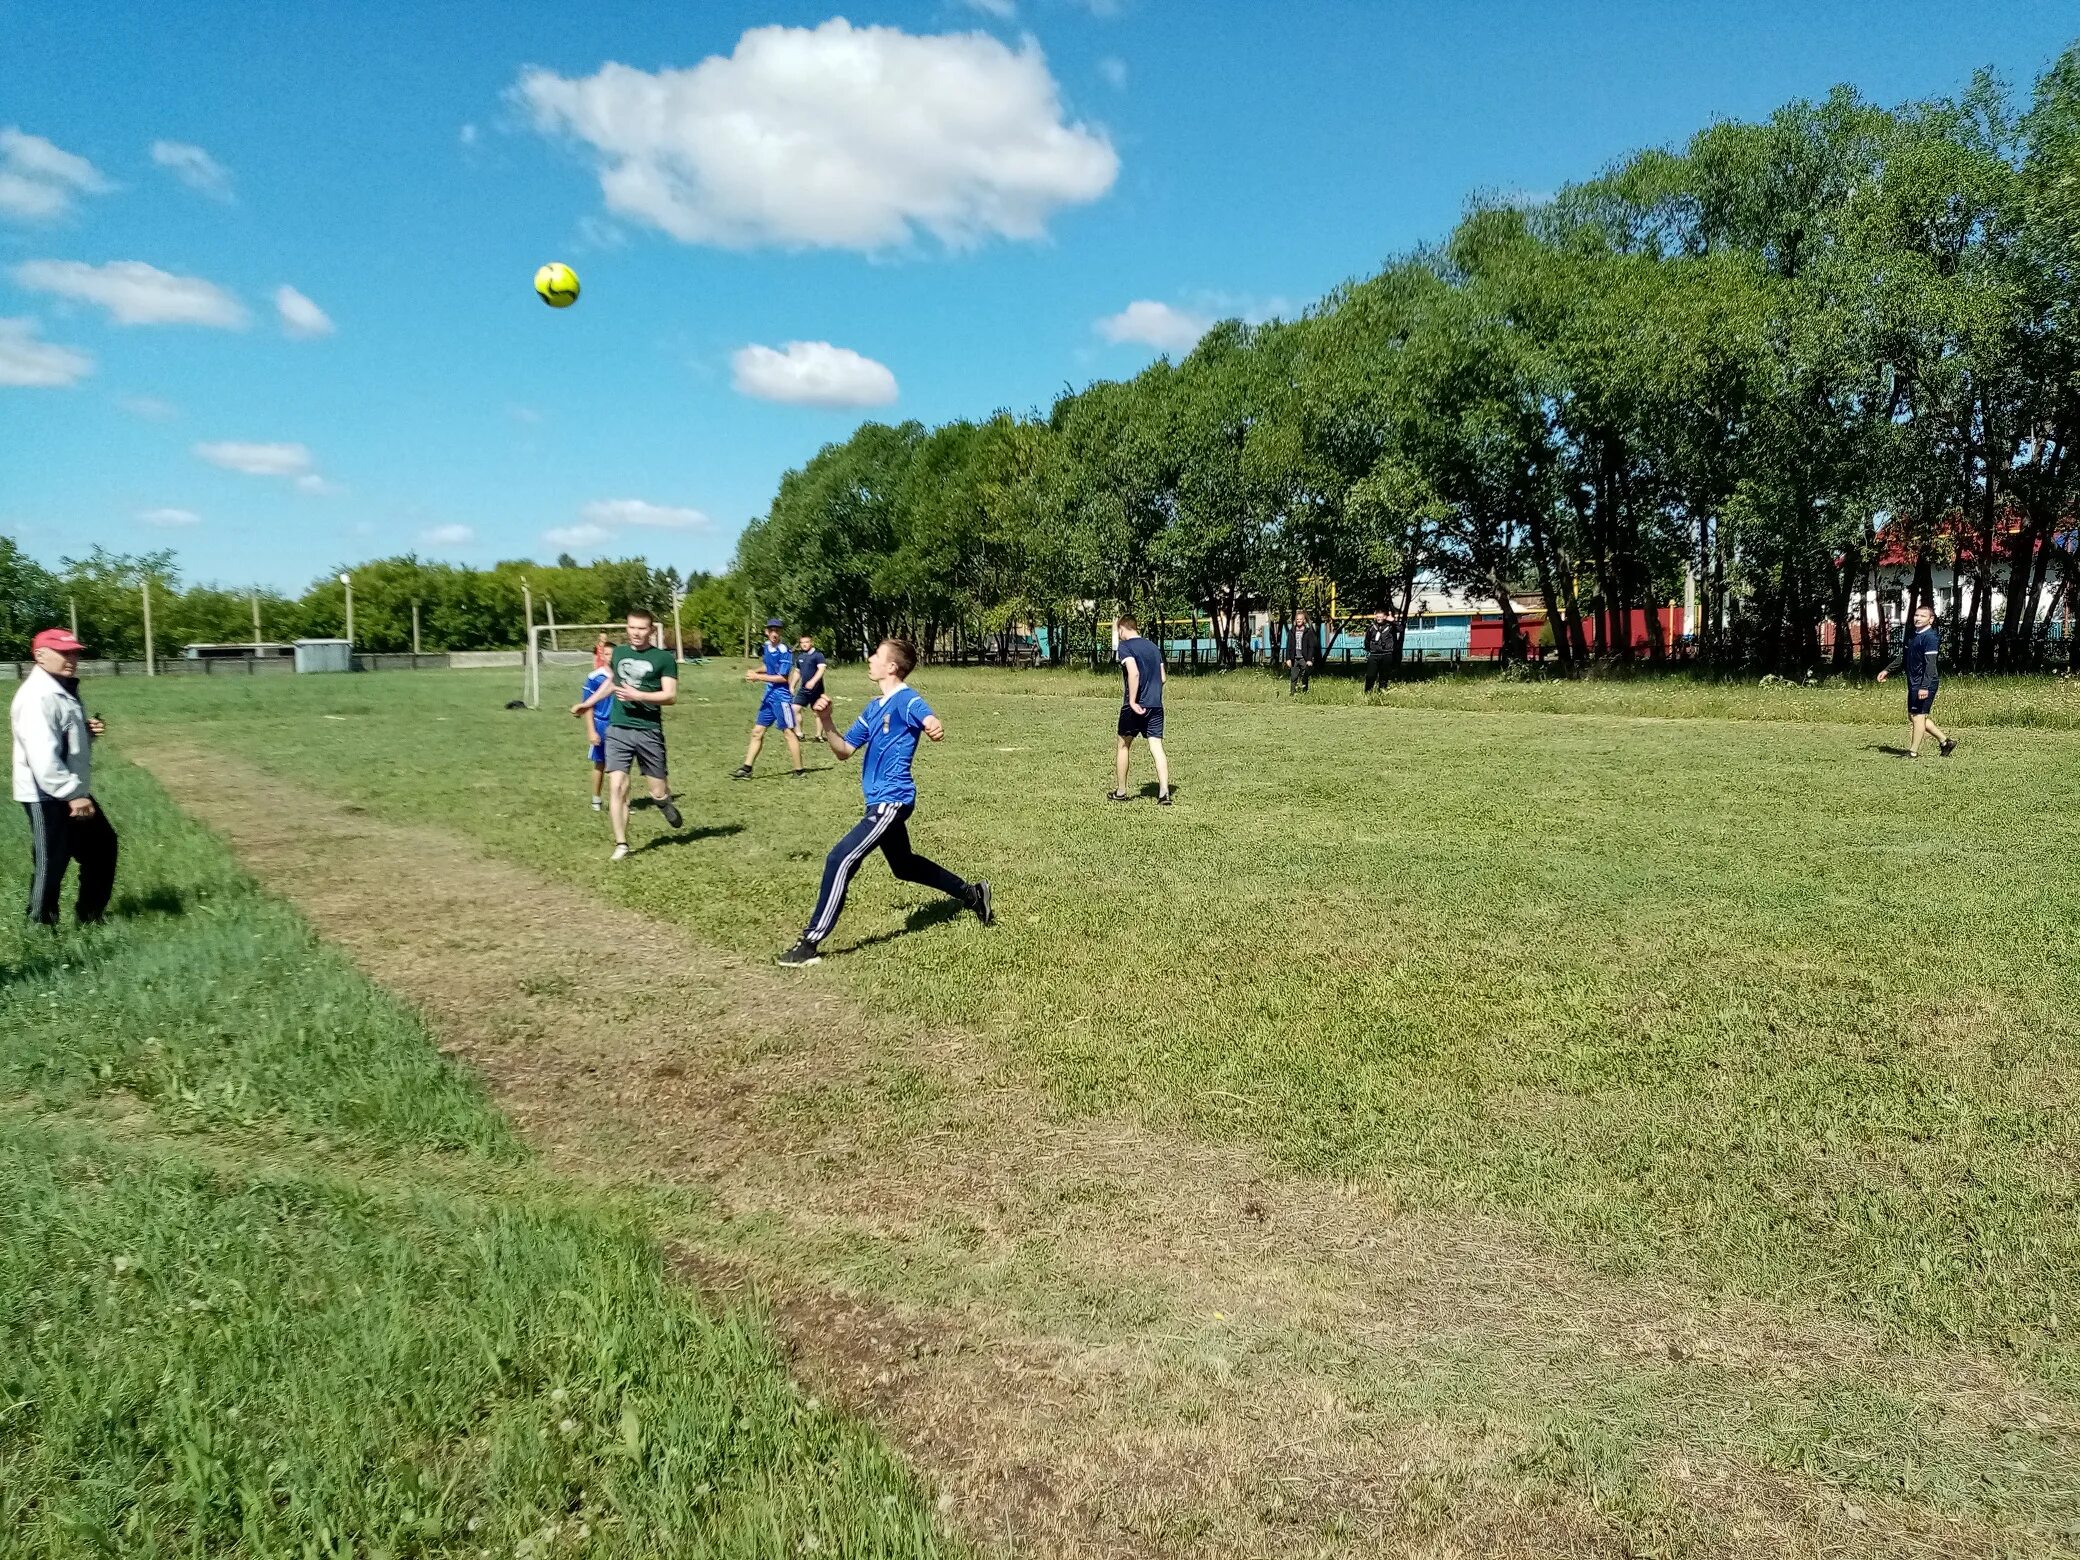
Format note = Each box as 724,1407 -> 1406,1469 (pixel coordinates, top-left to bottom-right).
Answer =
0,763 -> 956,1558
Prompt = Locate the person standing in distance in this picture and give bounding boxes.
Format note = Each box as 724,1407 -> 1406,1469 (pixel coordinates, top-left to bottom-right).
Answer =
11,627 -> 116,925
1363,609 -> 1398,694
730,618 -> 805,780
1108,614 -> 1172,805
603,609 -> 683,860
792,630 -> 829,745
1288,608 -> 1316,694
571,636 -> 616,811
1877,603 -> 1958,759
778,637 -> 992,966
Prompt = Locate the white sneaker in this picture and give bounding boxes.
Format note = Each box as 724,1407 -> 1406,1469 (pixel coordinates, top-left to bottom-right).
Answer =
610,843 -> 629,861
591,796 -> 603,811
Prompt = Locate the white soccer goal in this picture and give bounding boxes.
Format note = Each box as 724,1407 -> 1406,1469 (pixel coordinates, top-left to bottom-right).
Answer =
524,621 -> 624,710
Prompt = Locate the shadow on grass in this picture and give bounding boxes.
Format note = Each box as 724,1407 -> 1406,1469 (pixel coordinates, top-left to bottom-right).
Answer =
113,886 -> 187,920
1866,744 -> 1916,758
633,824 -> 745,854
1135,781 -> 1179,801
828,898 -> 967,957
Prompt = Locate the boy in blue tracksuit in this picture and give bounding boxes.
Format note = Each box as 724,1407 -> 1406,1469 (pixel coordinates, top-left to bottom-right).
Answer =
731,618 -> 805,779
1877,604 -> 1958,759
778,636 -> 992,966
571,650 -> 616,811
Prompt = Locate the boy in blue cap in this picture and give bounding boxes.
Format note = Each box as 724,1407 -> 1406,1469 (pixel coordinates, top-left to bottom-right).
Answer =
731,617 -> 806,779
778,636 -> 991,966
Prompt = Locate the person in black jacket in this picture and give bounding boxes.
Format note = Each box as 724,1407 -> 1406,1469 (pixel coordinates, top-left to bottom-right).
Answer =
1288,610 -> 1316,694
1877,604 -> 1957,759
1363,609 -> 1398,693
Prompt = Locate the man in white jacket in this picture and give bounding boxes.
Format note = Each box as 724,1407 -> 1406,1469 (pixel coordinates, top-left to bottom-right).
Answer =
11,627 -> 115,925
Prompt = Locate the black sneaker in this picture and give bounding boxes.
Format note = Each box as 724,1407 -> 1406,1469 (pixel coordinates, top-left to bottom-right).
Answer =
777,939 -> 822,967
789,768 -> 808,779
729,764 -> 753,780
1157,791 -> 1173,806
658,798 -> 684,828
1939,737 -> 1958,758
1108,790 -> 1131,802
969,881 -> 994,927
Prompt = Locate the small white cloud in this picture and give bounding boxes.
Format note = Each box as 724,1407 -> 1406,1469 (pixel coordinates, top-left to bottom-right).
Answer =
1098,56 -> 1128,90
194,440 -> 312,477
0,129 -> 112,222
543,523 -> 611,550
581,498 -> 712,530
459,123 -> 480,147
731,340 -> 898,407
0,316 -> 94,387
513,21 -> 1117,253
294,473 -> 343,496
506,403 -> 543,424
136,507 -> 199,526
150,141 -> 233,202
13,259 -> 248,328
117,393 -> 177,420
273,285 -> 335,339
421,523 -> 474,546
1096,299 -> 1212,353
959,0 -> 1018,17
1069,0 -> 1123,15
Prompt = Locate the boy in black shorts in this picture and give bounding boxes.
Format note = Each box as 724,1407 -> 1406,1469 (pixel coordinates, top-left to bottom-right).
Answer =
1877,604 -> 1957,759
1108,614 -> 1171,804
793,631 -> 828,743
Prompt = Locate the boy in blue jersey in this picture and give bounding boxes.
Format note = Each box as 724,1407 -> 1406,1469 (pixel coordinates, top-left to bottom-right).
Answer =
1108,614 -> 1172,804
1877,603 -> 1958,758
570,643 -> 616,811
731,618 -> 805,779
778,636 -> 992,967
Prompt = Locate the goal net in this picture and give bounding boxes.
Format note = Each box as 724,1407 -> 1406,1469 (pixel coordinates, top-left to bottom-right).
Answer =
524,621 -> 625,710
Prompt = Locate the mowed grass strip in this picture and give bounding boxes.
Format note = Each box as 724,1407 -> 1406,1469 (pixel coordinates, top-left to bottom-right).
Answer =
0,763 -> 958,1559
96,665 -> 2080,1386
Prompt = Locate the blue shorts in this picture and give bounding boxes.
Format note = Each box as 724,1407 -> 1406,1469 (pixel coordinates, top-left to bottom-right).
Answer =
757,688 -> 798,730
591,721 -> 609,765
1119,704 -> 1165,740
1907,683 -> 1937,716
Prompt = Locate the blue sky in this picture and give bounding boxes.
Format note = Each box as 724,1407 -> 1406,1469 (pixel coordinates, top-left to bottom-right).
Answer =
5,0 -> 2075,592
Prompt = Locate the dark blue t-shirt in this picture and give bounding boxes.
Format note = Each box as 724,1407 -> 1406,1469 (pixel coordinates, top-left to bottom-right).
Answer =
1116,635 -> 1163,709
1904,626 -> 1939,686
794,648 -> 827,702
845,685 -> 932,807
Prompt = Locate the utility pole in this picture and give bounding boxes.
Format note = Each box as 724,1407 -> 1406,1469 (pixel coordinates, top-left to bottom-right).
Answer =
411,598 -> 422,656
545,596 -> 558,652
251,588 -> 262,651
671,586 -> 686,659
68,595 -> 78,639
522,581 -> 535,708
340,573 -> 354,649
141,575 -> 156,676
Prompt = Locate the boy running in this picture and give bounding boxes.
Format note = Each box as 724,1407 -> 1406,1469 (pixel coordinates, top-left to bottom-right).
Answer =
731,618 -> 804,779
1108,614 -> 1172,805
1877,603 -> 1958,758
603,610 -> 683,859
793,631 -> 829,744
571,636 -> 615,811
778,636 -> 992,966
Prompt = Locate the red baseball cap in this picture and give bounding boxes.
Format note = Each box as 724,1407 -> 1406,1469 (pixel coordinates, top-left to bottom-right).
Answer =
32,628 -> 85,654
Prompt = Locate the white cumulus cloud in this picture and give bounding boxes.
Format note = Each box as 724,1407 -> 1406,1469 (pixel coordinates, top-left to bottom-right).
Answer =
0,316 -> 94,387
581,498 -> 712,530
1096,299 -> 1212,354
117,393 -> 177,420
191,443 -> 341,494
421,524 -> 475,547
731,341 -> 898,408
137,507 -> 200,526
543,523 -> 611,551
13,260 -> 248,328
513,20 -> 1117,252
959,0 -> 1018,17
150,141 -> 234,201
0,129 -> 112,222
273,285 -> 335,339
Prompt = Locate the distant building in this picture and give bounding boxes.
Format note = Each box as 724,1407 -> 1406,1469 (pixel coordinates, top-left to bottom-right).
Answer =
182,642 -> 294,660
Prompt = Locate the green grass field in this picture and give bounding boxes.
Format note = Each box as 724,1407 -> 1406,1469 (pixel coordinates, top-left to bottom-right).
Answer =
78,659 -> 2080,1395
0,762 -> 958,1558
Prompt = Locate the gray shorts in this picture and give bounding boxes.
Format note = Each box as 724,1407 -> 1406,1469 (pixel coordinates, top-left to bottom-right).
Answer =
602,725 -> 668,780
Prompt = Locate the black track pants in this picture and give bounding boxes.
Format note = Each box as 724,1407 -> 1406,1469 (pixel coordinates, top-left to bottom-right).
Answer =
23,797 -> 118,925
802,802 -> 970,946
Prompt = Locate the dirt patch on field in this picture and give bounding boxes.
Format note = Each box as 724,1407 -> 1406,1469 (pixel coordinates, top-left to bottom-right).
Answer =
133,743 -> 2080,1559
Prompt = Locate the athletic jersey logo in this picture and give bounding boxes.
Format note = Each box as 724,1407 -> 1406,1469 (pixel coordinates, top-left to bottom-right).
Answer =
617,656 -> 656,689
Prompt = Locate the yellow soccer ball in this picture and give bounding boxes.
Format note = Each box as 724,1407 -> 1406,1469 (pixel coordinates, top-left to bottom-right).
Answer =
534,262 -> 580,308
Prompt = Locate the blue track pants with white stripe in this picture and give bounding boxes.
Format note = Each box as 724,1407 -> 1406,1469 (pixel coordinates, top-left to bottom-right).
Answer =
803,801 -> 971,946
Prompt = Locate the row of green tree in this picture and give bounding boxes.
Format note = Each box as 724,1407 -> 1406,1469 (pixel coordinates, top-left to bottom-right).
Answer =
737,44 -> 2080,673
0,540 -> 743,662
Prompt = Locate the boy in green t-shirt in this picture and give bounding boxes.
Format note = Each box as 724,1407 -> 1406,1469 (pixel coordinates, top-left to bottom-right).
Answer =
601,609 -> 683,860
